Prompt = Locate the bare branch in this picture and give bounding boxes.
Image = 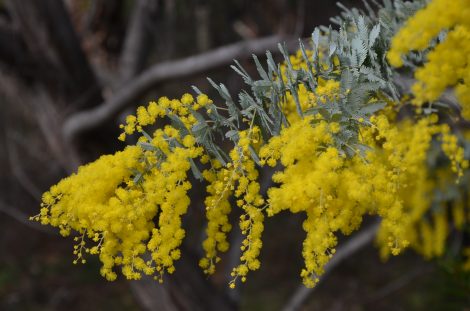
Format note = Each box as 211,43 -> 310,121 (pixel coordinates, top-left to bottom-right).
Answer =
0,71 -> 81,172
31,90 -> 81,172
119,0 -> 158,83
63,35 -> 296,142
6,138 -> 42,200
282,222 -> 380,311
4,0 -> 102,109
294,0 -> 306,37
195,5 -> 211,51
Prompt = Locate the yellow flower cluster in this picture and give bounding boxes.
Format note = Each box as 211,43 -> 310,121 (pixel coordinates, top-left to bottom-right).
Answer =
420,211 -> 448,258
33,22 -> 470,288
386,0 -> 470,273
34,93 -> 209,282
260,117 -> 361,287
199,158 -> 233,275
200,124 -> 265,288
258,108 -> 468,287
228,128 -> 265,287
31,146 -> 147,280
387,0 -> 470,119
119,93 -> 212,141
367,114 -> 466,257
370,115 -> 440,258
280,50 -> 341,123
144,134 -> 202,281
440,125 -> 469,178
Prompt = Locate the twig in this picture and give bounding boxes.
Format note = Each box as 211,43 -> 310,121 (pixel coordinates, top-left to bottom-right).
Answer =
226,230 -> 244,302
282,221 -> 380,311
63,35 -> 297,142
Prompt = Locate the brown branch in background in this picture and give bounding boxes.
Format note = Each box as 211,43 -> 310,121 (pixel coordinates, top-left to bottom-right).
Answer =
195,5 -> 211,51
119,0 -> 159,83
0,72 -> 81,172
2,0 -> 103,169
6,138 -> 42,200
282,222 -> 380,311
112,0 -> 159,138
232,20 -> 257,40
5,0 -> 102,111
31,91 -> 81,172
63,35 -> 297,143
294,0 -> 306,37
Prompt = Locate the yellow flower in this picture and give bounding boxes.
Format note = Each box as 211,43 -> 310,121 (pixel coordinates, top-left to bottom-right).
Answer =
388,0 -> 470,119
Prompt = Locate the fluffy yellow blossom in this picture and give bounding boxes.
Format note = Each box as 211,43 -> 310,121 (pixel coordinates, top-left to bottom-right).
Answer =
33,19 -> 470,290
34,93 -> 207,282
260,107 -> 468,286
228,128 -> 265,287
118,93 -> 213,141
199,159 -> 233,275
440,125 -> 469,178
281,80 -> 340,123
388,0 -> 470,119
200,125 -> 265,288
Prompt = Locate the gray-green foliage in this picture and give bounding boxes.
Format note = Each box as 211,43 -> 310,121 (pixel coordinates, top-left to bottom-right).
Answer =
168,0 -> 430,168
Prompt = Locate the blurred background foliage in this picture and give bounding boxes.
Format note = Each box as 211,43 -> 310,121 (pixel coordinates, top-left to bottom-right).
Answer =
0,0 -> 468,310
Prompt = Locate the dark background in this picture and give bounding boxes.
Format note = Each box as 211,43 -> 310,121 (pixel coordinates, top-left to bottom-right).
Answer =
0,0 -> 468,310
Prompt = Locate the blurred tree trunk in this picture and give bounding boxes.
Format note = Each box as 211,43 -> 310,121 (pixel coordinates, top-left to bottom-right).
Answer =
4,0 -> 102,110
118,0 -> 158,83
1,0 -> 106,169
